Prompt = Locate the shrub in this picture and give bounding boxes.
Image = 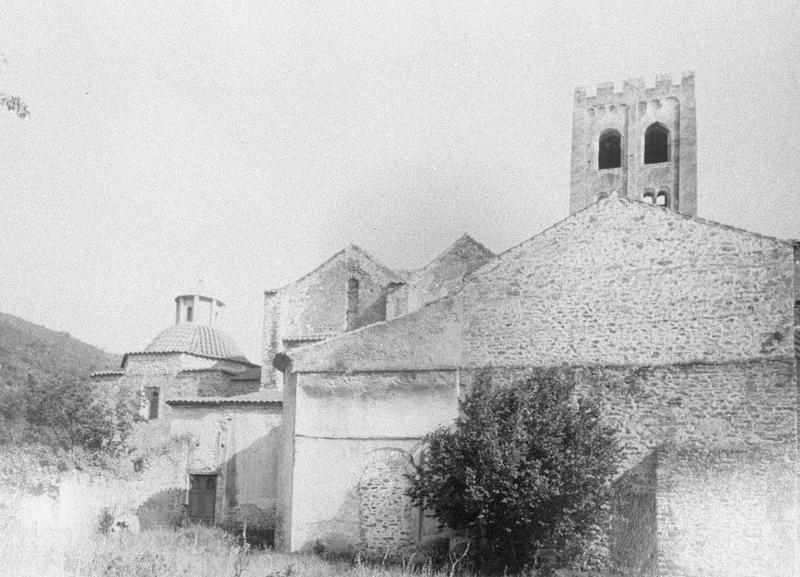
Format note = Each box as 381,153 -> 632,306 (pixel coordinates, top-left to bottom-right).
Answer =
408,369 -> 620,574
5,373 -> 138,455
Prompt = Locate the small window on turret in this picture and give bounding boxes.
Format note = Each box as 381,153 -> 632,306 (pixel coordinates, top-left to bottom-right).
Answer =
186,306 -> 193,323
598,130 -> 621,169
644,123 -> 669,164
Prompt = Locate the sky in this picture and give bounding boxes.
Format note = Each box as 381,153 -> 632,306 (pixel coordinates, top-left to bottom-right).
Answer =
2,1 -> 799,363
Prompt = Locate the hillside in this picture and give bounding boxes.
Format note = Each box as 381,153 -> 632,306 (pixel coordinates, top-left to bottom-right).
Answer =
0,311 -> 121,385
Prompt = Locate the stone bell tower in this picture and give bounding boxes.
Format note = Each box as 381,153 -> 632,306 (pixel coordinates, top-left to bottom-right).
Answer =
570,72 -> 697,216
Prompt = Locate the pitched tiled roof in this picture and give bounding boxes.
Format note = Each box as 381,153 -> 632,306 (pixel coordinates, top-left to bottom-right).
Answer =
167,388 -> 283,405
90,370 -> 125,378
144,324 -> 247,362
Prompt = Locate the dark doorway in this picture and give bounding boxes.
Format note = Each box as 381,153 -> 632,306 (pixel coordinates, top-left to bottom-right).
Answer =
188,474 -> 217,523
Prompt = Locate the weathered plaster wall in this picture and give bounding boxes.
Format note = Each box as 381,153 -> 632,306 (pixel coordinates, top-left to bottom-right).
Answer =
656,446 -> 797,577
170,403 -> 283,529
288,370 -> 459,552
0,439 -> 190,559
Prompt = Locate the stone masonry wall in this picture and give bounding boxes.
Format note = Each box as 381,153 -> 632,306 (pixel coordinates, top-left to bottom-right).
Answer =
463,198 -> 794,368
119,353 -> 253,420
386,235 -> 494,321
471,360 -> 796,469
261,246 -> 401,386
289,296 -> 463,373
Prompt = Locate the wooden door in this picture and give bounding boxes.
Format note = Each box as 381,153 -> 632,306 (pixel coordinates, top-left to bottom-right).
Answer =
188,475 -> 217,523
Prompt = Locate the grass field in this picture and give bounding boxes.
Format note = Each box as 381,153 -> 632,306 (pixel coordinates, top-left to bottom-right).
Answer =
1,526 -> 462,577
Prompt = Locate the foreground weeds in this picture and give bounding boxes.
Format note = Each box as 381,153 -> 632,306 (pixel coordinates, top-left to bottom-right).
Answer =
54,526 -> 457,577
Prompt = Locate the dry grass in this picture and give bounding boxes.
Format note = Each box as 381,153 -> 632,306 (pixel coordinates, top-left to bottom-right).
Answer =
1,525 -> 461,577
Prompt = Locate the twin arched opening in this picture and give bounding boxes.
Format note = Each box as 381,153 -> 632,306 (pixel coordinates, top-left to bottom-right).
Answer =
598,123 -> 671,169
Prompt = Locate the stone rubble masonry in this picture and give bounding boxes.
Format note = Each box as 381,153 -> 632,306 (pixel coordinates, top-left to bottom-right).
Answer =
571,72 -> 697,217
386,235 -> 495,321
289,295 -> 463,373
463,196 -> 794,368
262,238 -> 494,387
261,245 -> 403,387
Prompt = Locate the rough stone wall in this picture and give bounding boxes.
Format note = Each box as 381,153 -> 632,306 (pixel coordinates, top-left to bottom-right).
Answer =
463,198 -> 794,368
286,370 -> 459,552
386,235 -> 494,321
118,353 -> 254,421
169,404 -> 283,531
290,296 -> 462,373
357,448 -> 415,551
570,73 -> 697,216
470,359 -> 795,465
261,246 -> 401,386
276,247 -> 400,342
173,370 -> 259,397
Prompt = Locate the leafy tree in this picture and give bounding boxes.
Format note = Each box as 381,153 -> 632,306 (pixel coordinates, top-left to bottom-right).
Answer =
408,369 -> 620,574
0,373 -> 137,454
1,54 -> 29,118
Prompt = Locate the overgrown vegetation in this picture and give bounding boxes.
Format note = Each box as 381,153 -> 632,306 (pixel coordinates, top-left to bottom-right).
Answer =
57,527 -> 463,577
408,369 -> 620,575
0,310 -> 129,453
0,373 -> 138,454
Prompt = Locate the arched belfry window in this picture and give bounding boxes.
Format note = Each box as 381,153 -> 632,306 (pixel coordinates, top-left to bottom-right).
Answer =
642,191 -> 655,204
656,191 -> 669,207
598,129 -> 622,169
346,277 -> 359,330
644,123 -> 669,164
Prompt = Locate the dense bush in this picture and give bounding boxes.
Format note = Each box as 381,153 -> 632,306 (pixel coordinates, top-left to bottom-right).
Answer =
0,373 -> 138,454
408,369 -> 620,574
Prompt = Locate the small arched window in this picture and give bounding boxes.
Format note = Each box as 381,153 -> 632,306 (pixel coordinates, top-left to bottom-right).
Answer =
598,130 -> 622,170
186,306 -> 193,323
642,191 -> 655,204
644,123 -> 669,164
656,191 -> 669,207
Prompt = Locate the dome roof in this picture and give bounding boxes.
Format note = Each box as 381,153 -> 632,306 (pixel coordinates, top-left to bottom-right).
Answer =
144,324 -> 247,362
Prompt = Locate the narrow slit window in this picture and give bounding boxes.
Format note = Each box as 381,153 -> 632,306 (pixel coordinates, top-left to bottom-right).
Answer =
148,389 -> 159,420
644,123 -> 669,164
598,130 -> 622,169
346,278 -> 359,330
186,306 -> 193,323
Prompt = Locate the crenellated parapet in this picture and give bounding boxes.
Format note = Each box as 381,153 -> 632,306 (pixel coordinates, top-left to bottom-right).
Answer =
570,71 -> 696,218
